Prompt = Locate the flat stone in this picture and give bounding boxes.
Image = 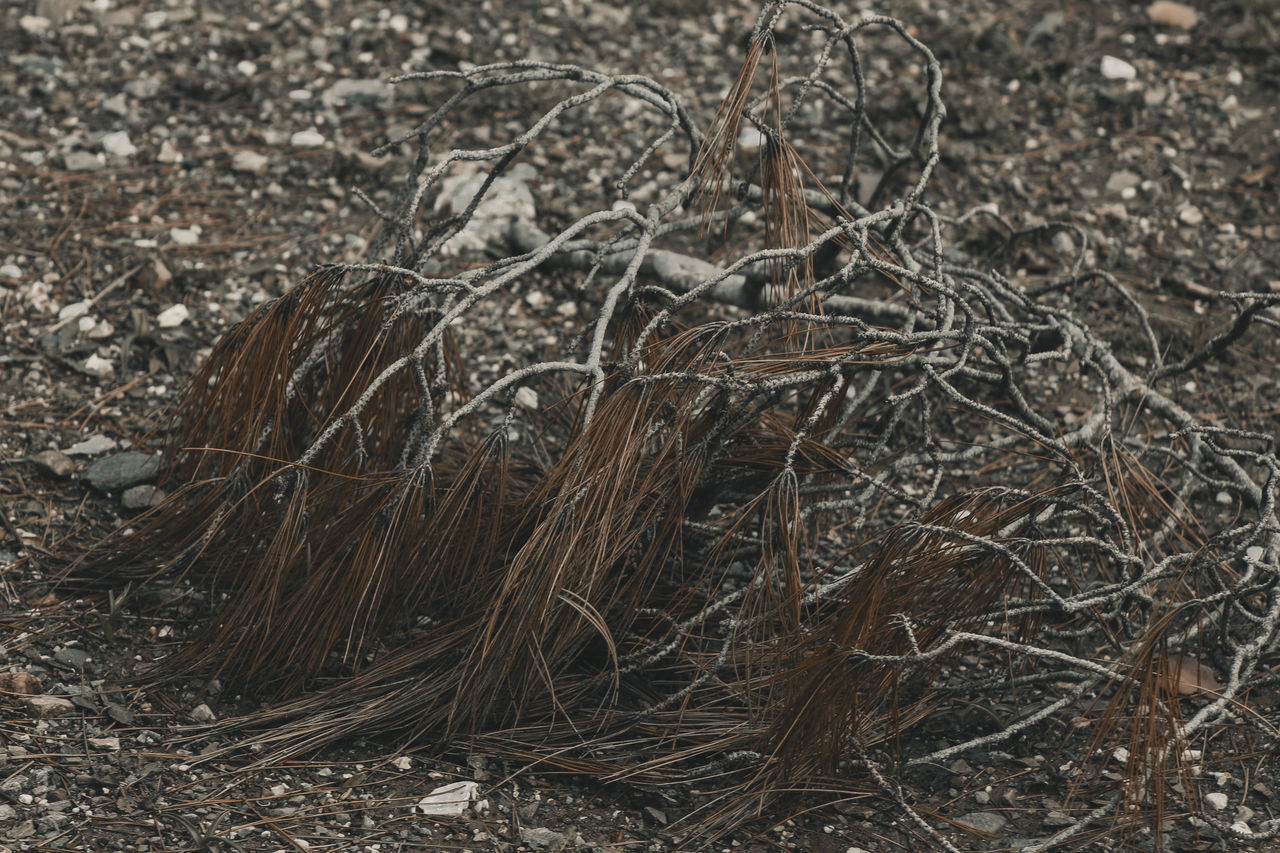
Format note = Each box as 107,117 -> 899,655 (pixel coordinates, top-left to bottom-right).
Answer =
322,78 -> 394,108
63,434 -> 118,457
232,149 -> 269,174
290,130 -> 326,148
31,449 -> 75,477
54,647 -> 92,670
1147,1 -> 1198,29
1105,170 -> 1141,194
63,150 -> 104,171
24,695 -> 75,718
101,130 -> 136,157
85,451 -> 161,490
121,484 -> 165,510
1100,55 -> 1137,81
955,811 -> 1008,835
520,828 -> 566,851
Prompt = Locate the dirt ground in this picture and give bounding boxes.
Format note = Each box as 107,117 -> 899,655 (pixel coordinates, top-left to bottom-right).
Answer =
2,1 -> 1278,851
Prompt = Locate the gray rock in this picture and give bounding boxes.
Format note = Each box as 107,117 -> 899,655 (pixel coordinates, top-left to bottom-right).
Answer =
101,93 -> 128,116
122,484 -> 165,510
63,434 -> 118,456
63,150 -> 104,171
86,451 -> 161,490
1105,170 -> 1141,194
1051,230 -> 1076,255
520,827 -> 566,851
956,810 -> 1008,835
232,149 -> 269,174
0,804 -> 15,821
54,647 -> 92,670
322,78 -> 395,108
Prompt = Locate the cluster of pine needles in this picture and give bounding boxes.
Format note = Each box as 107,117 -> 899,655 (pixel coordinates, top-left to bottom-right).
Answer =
65,2 -> 1280,849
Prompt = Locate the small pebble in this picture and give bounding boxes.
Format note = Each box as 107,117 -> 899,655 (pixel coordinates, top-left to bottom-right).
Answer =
290,130 -> 326,148
1100,56 -> 1137,81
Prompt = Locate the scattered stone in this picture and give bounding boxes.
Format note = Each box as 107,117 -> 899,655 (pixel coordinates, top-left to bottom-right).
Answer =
63,434 -> 119,457
101,93 -> 128,116
189,703 -> 217,723
0,263 -> 22,278
85,451 -> 161,490
86,318 -> 114,339
1204,791 -> 1229,810
156,303 -> 190,327
520,827 -> 567,851
1147,1 -> 1198,29
156,140 -> 182,163
169,226 -> 201,245
31,449 -> 75,477
232,150 -> 270,174
54,647 -> 92,669
415,780 -> 480,816
1051,231 -> 1076,255
322,78 -> 395,108
514,387 -> 539,410
101,130 -> 136,157
737,126 -> 766,149
19,15 -> 51,34
1178,205 -> 1204,226
1100,56 -> 1137,81
121,484 -> 164,510
1105,170 -> 1141,194
644,806 -> 668,825
84,353 -> 115,377
24,695 -> 75,718
63,150 -> 104,171
290,129 -> 327,148
955,811 -> 1008,835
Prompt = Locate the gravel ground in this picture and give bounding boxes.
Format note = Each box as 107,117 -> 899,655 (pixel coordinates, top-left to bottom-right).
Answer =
2,1 -> 1279,851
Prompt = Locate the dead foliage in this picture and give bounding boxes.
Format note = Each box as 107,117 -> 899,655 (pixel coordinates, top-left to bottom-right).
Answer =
62,2 -> 1280,849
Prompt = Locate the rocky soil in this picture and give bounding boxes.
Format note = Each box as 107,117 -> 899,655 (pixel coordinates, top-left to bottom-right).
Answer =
2,1 -> 1278,851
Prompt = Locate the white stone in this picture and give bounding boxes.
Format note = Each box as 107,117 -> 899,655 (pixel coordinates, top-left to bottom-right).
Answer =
515,387 -> 539,411
1204,791 -> 1229,810
189,703 -> 217,722
415,781 -> 480,816
78,315 -> 97,333
737,126 -> 767,149
169,226 -> 201,245
1178,205 -> 1204,226
236,60 -> 257,76
290,130 -> 326,148
102,131 -> 137,158
156,140 -> 181,164
156,303 -> 189,327
84,354 -> 115,377
0,263 -> 22,278
232,150 -> 269,174
59,300 -> 90,321
19,15 -> 51,34
1100,56 -> 1137,81
63,434 -> 118,456
1246,546 -> 1264,562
